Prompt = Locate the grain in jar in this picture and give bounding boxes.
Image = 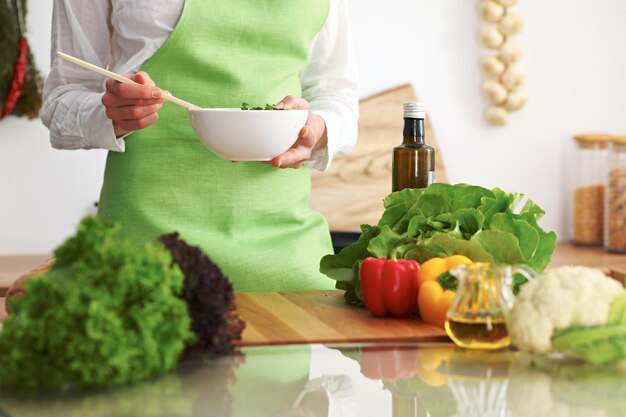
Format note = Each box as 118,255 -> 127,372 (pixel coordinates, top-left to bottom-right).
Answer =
605,136 -> 626,252
571,133 -> 610,246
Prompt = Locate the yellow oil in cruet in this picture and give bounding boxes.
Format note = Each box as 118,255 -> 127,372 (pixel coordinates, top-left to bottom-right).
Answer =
445,316 -> 510,350
444,263 -> 532,350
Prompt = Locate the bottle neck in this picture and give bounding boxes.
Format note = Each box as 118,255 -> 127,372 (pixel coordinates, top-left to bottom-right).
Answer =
403,118 -> 425,144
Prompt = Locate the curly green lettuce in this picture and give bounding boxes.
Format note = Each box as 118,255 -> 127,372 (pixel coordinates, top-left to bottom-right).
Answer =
0,216 -> 194,389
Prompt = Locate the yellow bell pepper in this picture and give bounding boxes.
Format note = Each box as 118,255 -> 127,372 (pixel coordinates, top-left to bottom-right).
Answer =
417,255 -> 472,329
417,255 -> 472,289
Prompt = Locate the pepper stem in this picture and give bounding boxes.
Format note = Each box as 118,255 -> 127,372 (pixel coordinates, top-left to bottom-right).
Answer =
388,238 -> 419,261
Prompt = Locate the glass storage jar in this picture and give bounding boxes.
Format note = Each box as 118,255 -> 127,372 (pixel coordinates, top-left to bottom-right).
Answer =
605,136 -> 626,253
571,133 -> 610,246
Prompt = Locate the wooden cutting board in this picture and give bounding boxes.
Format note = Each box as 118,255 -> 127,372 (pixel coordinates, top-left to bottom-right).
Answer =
0,291 -> 448,346
234,290 -> 448,346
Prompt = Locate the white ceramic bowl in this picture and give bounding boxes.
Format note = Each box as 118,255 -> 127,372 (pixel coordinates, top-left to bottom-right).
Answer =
189,108 -> 308,161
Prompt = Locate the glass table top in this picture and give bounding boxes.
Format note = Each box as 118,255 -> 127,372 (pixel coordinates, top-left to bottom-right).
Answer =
1,342 -> 625,417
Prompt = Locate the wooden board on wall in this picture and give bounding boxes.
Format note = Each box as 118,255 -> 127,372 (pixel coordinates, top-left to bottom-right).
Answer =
309,84 -> 447,232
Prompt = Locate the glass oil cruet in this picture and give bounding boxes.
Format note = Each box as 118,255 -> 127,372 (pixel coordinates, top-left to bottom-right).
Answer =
445,263 -> 533,350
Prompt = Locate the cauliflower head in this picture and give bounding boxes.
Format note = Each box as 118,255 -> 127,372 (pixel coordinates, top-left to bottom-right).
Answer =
508,266 -> 624,353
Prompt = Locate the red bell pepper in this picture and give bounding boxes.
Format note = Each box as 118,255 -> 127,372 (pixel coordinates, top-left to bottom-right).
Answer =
360,238 -> 420,318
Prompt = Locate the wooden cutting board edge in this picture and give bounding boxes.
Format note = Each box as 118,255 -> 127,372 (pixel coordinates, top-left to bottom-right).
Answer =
232,333 -> 451,347
232,319 -> 451,346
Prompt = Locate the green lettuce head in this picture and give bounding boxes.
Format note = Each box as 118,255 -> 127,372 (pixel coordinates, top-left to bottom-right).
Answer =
320,183 -> 557,305
0,216 -> 194,389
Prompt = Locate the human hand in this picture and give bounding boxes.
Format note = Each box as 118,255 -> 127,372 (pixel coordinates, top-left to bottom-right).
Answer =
101,71 -> 167,137
270,96 -> 327,169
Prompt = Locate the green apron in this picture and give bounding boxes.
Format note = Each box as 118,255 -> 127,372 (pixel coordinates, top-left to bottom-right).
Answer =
98,0 -> 335,292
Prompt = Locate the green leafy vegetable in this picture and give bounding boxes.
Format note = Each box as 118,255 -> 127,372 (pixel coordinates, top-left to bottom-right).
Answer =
552,325 -> 626,365
437,272 -> 457,291
550,292 -> 626,365
159,233 -> 245,357
320,224 -> 380,305
0,217 -> 194,389
240,102 -> 276,110
320,183 -> 557,305
415,234 -> 494,262
511,273 -> 529,295
608,292 -> 626,325
436,271 -> 527,295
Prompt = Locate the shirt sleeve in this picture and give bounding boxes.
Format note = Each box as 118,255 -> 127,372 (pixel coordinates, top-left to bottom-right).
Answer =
300,0 -> 359,172
41,0 -> 124,152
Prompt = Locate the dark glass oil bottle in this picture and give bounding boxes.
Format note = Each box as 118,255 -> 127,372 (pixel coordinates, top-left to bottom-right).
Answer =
392,102 -> 435,191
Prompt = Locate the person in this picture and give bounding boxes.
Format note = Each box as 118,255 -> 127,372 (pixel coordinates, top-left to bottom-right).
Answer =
41,0 -> 359,292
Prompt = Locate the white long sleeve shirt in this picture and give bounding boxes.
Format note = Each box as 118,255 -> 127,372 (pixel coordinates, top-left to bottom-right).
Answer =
41,0 -> 359,171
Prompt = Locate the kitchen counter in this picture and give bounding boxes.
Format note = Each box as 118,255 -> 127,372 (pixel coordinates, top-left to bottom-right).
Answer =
0,254 -> 49,291
1,243 -> 626,416
0,342 -> 621,417
549,242 -> 626,274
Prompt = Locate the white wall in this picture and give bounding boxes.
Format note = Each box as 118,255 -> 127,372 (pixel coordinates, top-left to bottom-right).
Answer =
349,0 -> 626,239
2,0 -> 626,254
0,0 -> 102,255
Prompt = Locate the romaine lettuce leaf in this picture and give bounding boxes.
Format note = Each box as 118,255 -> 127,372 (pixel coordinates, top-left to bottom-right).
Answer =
320,224 -> 380,282
488,214 -> 540,262
367,225 -> 404,259
417,233 -> 494,262
526,230 -> 557,272
379,188 -> 424,232
471,230 -> 526,264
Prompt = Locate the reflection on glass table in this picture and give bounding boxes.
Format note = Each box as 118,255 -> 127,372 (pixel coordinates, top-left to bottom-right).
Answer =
1,343 -> 626,417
